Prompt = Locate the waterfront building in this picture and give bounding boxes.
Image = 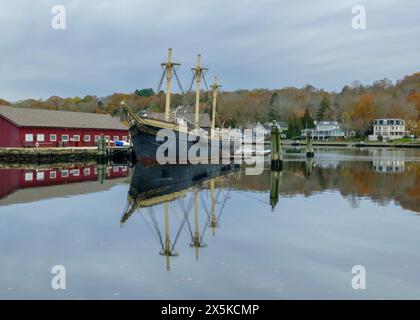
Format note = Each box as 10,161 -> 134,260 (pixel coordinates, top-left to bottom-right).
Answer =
301,121 -> 345,140
369,119 -> 409,141
0,105 -> 128,148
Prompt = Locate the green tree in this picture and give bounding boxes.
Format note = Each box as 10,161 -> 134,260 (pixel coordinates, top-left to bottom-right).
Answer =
316,96 -> 330,120
135,88 -> 155,97
287,114 -> 303,139
301,107 -> 315,129
267,92 -> 281,120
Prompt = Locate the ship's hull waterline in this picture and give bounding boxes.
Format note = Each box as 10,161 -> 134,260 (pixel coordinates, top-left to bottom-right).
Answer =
129,120 -> 239,165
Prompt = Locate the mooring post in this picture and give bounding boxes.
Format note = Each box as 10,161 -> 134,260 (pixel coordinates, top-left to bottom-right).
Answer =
271,122 -> 283,171
269,170 -> 283,210
97,134 -> 106,159
306,131 -> 314,158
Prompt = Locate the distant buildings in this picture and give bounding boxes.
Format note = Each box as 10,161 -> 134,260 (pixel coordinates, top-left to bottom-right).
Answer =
369,119 -> 409,141
301,121 -> 345,140
250,121 -> 288,141
276,121 -> 288,139
0,106 -> 128,148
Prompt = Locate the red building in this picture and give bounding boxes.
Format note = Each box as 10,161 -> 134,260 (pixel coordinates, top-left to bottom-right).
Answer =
0,105 -> 128,147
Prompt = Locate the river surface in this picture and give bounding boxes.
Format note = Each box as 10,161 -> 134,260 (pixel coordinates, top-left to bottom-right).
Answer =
0,147 -> 419,299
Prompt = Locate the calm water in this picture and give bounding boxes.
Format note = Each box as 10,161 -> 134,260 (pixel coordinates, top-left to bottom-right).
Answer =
0,148 -> 420,299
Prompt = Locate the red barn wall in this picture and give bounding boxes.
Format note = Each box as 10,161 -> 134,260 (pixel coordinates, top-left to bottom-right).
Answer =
16,127 -> 129,148
0,116 -> 21,147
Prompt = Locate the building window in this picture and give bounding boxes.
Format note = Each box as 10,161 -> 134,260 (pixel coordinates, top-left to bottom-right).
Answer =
122,136 -> 128,142
50,171 -> 57,179
114,136 -> 119,141
71,169 -> 80,176
25,134 -> 34,142
36,172 -> 45,181
83,168 -> 91,176
83,135 -> 91,142
72,135 -> 80,142
105,136 -> 110,141
62,135 -> 69,142
94,135 -> 100,142
61,170 -> 69,178
122,166 -> 127,172
24,172 -> 33,181
50,134 -> 57,142
36,134 -> 45,142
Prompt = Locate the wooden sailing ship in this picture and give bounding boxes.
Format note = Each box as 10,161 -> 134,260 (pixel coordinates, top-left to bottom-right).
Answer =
121,48 -> 239,164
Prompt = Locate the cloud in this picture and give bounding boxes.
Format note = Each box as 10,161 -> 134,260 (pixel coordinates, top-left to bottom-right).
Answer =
0,0 -> 419,101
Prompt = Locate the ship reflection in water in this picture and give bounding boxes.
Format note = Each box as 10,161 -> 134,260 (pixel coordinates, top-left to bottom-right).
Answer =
0,148 -> 420,299
121,163 -> 239,271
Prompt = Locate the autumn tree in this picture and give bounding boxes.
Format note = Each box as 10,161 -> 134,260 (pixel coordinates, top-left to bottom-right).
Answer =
407,92 -> 420,119
351,94 -> 375,136
0,98 -> 11,105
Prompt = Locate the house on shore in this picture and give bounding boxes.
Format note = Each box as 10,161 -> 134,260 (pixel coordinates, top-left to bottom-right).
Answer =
0,106 -> 128,148
369,119 -> 409,141
301,121 -> 345,140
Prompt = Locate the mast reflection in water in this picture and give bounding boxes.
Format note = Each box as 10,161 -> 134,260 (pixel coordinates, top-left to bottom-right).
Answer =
121,163 -> 239,271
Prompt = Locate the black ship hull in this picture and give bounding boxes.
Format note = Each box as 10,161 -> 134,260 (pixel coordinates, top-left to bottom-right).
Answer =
129,122 -> 238,165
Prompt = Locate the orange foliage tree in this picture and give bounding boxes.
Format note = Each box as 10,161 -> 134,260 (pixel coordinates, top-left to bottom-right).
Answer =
351,94 -> 375,136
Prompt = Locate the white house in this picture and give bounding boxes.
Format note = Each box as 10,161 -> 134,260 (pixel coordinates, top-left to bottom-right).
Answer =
301,121 -> 345,140
369,119 -> 409,141
373,160 -> 405,173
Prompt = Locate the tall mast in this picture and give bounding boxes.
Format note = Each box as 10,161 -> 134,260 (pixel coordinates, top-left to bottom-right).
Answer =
191,54 -> 208,129
161,48 -> 180,122
210,76 -> 221,137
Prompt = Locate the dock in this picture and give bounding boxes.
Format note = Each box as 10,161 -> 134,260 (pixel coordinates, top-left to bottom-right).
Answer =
0,146 -> 134,164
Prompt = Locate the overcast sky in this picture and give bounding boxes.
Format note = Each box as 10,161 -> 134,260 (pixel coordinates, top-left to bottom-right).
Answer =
1,0 -> 419,101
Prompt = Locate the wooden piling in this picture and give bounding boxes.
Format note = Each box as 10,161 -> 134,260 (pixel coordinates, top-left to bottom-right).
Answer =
97,134 -> 107,162
271,122 -> 283,171
306,132 -> 314,158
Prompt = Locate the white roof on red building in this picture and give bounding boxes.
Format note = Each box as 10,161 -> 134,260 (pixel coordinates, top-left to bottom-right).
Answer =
0,105 -> 127,130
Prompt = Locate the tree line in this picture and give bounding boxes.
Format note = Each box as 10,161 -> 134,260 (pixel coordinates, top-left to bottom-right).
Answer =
1,72 -> 420,137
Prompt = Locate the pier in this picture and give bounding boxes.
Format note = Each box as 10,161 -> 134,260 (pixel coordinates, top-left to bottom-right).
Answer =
0,146 -> 134,164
